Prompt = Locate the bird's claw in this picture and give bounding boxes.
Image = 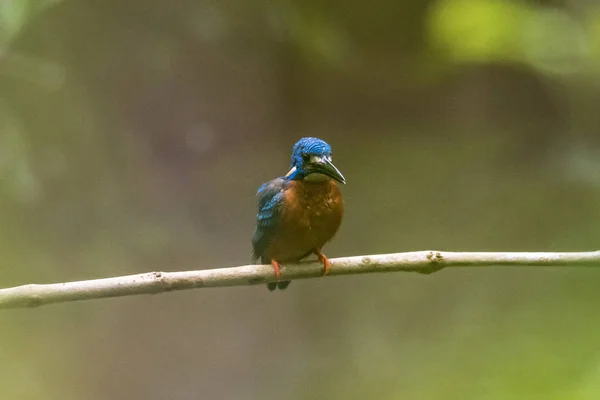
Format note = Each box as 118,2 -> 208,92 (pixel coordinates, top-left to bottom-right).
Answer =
271,260 -> 282,280
314,249 -> 331,276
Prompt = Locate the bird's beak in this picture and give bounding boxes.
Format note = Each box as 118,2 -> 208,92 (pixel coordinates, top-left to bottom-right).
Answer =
309,157 -> 346,184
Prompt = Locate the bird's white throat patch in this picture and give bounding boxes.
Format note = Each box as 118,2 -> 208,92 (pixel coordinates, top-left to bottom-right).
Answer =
304,173 -> 330,182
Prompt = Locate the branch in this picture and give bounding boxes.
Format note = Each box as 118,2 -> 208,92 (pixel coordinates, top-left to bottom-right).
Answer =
1,250 -> 600,309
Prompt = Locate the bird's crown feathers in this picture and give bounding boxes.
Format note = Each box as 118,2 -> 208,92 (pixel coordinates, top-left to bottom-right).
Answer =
291,137 -> 332,167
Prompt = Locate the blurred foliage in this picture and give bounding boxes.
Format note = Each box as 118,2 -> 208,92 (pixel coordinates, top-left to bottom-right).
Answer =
0,0 -> 62,46
428,0 -> 600,77
428,0 -> 529,63
2,0 -> 600,399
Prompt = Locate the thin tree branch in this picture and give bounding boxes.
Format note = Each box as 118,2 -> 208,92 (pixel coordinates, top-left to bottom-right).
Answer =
1,250 -> 600,309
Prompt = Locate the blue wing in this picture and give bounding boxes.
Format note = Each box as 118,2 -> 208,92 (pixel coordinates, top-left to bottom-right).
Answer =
252,177 -> 286,263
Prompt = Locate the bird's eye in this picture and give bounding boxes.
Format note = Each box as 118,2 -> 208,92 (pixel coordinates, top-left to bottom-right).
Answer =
302,154 -> 311,163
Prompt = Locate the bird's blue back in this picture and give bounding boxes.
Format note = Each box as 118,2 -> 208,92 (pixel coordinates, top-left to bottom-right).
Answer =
252,178 -> 286,263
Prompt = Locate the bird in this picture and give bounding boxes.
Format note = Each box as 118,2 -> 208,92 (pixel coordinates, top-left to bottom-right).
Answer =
252,137 -> 345,290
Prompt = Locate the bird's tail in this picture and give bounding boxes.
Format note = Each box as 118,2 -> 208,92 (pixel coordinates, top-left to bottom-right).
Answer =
267,281 -> 291,291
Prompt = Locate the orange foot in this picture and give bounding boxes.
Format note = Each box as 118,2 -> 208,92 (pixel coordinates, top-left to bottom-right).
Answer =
314,249 -> 331,276
271,260 -> 282,280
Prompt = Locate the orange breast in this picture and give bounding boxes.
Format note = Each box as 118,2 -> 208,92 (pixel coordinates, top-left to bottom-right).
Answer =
264,179 -> 343,262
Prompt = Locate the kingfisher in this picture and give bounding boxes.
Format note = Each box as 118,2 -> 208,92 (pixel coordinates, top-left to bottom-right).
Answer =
252,137 -> 345,290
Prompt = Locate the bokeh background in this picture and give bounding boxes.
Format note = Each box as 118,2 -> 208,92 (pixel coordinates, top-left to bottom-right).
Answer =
2,0 -> 600,399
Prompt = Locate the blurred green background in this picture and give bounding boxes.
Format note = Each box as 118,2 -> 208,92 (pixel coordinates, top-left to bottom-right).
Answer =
2,0 -> 600,399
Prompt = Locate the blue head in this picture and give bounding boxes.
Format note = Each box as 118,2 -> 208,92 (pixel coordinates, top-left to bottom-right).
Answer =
285,137 -> 345,184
